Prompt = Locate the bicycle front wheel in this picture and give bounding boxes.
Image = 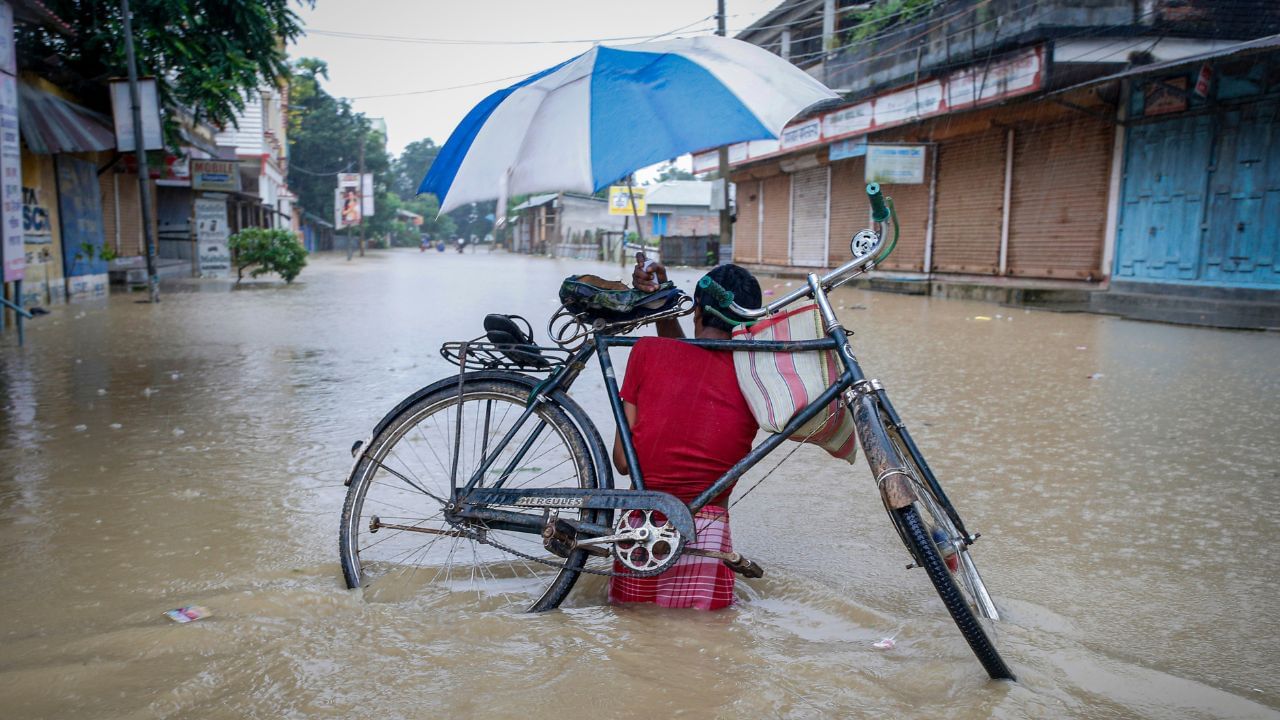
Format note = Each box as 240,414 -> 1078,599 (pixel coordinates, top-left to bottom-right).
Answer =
339,373 -> 606,611
857,396 -> 1016,680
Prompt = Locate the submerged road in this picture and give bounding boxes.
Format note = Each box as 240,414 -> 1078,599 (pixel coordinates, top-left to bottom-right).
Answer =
1,248 -> 1277,718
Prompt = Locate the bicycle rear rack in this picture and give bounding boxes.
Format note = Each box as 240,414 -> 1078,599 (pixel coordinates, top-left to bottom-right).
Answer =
439,337 -> 571,373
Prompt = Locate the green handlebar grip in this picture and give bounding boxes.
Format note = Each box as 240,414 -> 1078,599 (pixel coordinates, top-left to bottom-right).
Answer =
867,182 -> 889,223
697,275 -> 734,307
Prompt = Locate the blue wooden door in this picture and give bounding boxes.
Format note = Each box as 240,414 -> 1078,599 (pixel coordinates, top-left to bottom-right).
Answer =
1201,100 -> 1279,286
1115,115 -> 1214,281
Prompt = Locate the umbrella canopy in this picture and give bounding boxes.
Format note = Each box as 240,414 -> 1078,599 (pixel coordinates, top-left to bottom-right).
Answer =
420,35 -> 838,213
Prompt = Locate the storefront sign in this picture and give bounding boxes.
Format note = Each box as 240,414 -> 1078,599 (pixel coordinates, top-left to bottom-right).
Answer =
865,145 -> 926,184
875,81 -> 944,126
829,137 -> 868,161
0,71 -> 20,281
191,160 -> 240,191
361,173 -> 374,216
0,2 -> 14,76
194,197 -> 230,278
1143,77 -> 1189,116
780,118 -> 822,150
822,101 -> 873,139
1193,64 -> 1213,99
608,185 -> 646,216
695,46 -> 1044,173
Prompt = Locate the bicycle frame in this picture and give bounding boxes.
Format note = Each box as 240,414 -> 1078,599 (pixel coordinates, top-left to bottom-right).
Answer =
449,270 -> 972,546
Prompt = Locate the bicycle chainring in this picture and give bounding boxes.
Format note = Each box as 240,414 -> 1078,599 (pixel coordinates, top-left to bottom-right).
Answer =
611,509 -> 683,576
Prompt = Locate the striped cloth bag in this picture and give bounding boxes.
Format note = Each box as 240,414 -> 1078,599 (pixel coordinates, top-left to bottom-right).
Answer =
731,304 -> 858,463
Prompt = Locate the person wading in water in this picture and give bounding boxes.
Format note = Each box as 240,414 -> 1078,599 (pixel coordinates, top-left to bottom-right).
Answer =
609,258 -> 762,610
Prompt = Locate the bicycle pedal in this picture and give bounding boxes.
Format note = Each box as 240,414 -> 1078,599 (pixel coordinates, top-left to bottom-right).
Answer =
724,552 -> 764,579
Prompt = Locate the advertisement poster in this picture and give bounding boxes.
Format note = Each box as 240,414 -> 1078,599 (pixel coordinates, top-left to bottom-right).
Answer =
865,145 -> 926,185
608,186 -> 645,216
194,197 -> 231,278
55,156 -> 108,298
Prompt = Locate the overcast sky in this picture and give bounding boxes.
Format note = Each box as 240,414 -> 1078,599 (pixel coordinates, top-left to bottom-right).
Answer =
290,0 -> 783,166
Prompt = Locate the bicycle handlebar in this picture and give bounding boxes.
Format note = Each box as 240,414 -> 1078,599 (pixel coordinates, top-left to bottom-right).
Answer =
698,183 -> 898,321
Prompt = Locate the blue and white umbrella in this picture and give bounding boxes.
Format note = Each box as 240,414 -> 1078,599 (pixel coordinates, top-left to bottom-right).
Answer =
420,35 -> 838,214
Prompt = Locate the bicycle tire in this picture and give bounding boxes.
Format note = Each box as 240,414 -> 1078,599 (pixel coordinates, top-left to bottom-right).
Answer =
897,505 -> 1016,680
339,372 -> 609,611
852,392 -> 1016,680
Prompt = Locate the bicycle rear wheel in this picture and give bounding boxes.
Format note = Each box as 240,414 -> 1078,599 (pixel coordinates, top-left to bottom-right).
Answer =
339,373 -> 608,611
857,396 -> 1016,680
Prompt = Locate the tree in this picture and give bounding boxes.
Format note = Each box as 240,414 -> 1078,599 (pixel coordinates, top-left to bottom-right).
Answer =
16,0 -> 308,135
287,59 -> 392,235
653,163 -> 698,182
391,139 -> 440,200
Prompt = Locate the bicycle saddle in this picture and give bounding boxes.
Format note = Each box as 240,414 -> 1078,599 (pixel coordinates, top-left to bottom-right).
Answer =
483,314 -> 550,369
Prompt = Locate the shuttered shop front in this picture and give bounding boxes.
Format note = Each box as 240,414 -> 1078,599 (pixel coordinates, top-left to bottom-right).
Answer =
828,150 -> 929,270
760,173 -> 791,265
1008,116 -> 1110,278
932,129 -> 1005,274
828,157 -> 866,266
734,179 -> 762,263
789,166 -> 828,267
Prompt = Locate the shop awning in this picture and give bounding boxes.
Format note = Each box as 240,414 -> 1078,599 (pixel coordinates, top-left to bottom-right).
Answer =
18,82 -> 116,154
1049,33 -> 1280,98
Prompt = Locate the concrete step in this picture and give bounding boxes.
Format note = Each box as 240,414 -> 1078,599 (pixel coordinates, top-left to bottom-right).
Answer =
1091,291 -> 1280,330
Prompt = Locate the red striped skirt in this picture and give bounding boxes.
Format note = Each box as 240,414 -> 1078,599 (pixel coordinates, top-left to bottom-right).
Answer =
608,506 -> 734,611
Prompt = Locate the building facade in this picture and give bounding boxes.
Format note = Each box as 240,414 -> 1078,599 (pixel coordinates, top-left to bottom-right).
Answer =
708,0 -> 1280,326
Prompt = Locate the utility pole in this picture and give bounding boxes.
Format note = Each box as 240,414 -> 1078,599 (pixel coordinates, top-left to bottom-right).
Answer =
120,0 -> 160,302
358,135 -> 366,257
716,0 -> 733,258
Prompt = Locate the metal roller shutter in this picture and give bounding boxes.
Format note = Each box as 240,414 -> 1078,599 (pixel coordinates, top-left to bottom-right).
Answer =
933,129 -> 1004,274
876,174 -> 929,272
790,166 -> 829,267
1008,116 -> 1110,279
761,174 -> 791,265
827,157 -> 866,266
734,179 -> 761,264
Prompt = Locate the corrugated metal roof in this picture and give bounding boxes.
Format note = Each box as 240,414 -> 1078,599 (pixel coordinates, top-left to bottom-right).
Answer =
646,180 -> 712,207
512,193 -> 557,211
18,82 -> 115,154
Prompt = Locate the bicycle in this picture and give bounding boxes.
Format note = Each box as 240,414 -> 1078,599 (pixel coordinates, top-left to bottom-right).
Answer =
338,184 -> 1016,681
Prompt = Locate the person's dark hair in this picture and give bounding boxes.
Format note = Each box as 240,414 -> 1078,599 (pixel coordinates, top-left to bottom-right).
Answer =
694,264 -> 762,332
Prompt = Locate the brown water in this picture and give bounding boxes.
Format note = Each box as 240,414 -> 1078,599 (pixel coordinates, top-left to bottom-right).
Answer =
1,249 -> 1277,719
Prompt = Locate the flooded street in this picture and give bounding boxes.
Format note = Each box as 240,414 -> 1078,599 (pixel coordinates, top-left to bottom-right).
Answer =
1,248 -> 1277,719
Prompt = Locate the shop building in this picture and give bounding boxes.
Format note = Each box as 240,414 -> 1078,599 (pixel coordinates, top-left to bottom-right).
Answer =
709,0 -> 1280,327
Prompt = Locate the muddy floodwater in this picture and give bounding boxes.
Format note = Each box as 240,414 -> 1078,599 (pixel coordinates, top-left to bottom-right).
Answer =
1,249 -> 1277,719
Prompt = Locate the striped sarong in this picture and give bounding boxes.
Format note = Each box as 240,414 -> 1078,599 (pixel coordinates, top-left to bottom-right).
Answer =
608,506 -> 734,611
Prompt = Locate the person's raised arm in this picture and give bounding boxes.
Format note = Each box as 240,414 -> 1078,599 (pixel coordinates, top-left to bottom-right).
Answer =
632,253 -> 684,338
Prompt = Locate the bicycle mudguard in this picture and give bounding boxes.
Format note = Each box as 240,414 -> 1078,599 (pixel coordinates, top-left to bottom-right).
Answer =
465,487 -> 696,541
850,390 -> 918,510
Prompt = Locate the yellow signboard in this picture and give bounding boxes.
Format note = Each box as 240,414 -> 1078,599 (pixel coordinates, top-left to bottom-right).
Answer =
608,186 -> 646,216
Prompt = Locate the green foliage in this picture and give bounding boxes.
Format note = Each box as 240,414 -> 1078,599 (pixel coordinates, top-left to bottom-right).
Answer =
228,227 -> 307,283
77,241 -> 117,263
391,139 -> 440,200
15,0 -> 308,139
842,0 -> 938,46
654,163 -> 697,182
287,58 -> 393,239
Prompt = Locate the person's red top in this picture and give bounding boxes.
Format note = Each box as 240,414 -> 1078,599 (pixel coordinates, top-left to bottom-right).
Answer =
620,337 -> 758,506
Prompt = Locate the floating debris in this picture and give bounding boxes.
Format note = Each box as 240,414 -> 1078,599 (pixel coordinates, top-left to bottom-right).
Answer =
109,423 -> 123,430
73,424 -> 88,432
164,606 -> 212,624
973,316 -> 992,321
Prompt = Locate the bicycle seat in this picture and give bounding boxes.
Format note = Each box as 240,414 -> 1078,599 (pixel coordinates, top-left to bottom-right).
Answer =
483,314 -> 550,369
558,274 -> 686,324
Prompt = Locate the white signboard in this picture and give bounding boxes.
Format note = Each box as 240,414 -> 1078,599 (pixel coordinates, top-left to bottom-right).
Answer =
865,145 -> 926,185
822,101 -> 873,139
728,142 -> 748,164
947,48 -> 1041,108
874,81 -> 944,126
194,198 -> 231,278
780,118 -> 822,150
109,78 -> 164,152
361,173 -> 374,216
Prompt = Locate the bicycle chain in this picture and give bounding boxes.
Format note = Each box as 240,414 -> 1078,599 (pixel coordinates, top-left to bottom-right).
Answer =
452,520 -> 676,578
